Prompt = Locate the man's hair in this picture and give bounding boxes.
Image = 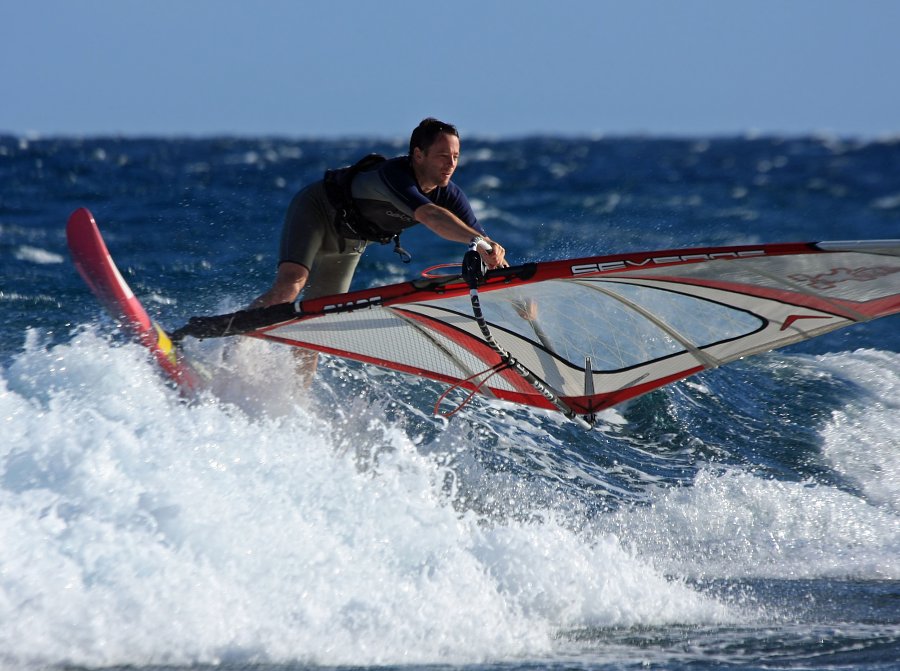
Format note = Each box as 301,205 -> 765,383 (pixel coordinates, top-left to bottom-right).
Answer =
409,118 -> 459,158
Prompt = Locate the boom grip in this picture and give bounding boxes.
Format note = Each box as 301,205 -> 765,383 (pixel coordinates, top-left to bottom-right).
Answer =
171,302 -> 299,342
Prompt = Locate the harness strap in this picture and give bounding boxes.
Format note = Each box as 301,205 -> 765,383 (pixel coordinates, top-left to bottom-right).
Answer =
392,235 -> 411,263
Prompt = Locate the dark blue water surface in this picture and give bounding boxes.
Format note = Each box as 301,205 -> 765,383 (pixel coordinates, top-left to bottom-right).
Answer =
1,134 -> 898,670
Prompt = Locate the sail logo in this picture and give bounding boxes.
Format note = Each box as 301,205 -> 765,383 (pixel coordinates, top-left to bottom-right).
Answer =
789,266 -> 900,290
571,249 -> 766,275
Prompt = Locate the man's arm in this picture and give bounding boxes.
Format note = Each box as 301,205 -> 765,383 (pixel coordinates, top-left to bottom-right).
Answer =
249,262 -> 309,308
414,203 -> 507,268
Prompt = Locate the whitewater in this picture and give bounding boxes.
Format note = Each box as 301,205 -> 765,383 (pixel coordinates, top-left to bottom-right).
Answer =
2,329 -> 897,668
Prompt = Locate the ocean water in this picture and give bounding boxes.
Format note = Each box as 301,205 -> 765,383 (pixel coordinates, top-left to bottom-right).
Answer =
1,133 -> 899,670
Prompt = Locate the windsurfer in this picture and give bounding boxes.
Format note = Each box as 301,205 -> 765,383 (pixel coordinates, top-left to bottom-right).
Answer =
251,118 -> 507,309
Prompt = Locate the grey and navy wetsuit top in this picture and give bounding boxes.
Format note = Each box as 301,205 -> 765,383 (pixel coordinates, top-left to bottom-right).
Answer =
352,156 -> 485,236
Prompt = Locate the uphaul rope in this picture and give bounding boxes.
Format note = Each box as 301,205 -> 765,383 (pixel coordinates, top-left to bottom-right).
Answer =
457,243 -> 593,428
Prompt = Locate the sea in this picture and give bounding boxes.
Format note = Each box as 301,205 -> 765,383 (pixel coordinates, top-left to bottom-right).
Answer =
1,133 -> 899,671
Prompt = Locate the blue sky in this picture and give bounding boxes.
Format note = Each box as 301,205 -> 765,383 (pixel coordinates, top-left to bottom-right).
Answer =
3,0 -> 899,139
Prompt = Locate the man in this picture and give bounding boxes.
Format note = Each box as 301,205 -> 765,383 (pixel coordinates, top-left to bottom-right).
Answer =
252,118 -> 507,309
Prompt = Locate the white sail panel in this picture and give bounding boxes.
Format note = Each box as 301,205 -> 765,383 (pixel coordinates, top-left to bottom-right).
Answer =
629,250 -> 900,303
262,306 -> 523,393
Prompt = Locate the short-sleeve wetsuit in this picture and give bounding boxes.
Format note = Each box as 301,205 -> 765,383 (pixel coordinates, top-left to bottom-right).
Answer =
279,156 -> 483,299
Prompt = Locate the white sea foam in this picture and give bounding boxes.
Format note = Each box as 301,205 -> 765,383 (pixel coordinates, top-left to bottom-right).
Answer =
14,245 -> 64,265
603,467 -> 900,581
0,328 -> 733,669
472,174 -> 502,190
871,193 -> 900,210
815,349 -> 900,514
601,349 -> 900,581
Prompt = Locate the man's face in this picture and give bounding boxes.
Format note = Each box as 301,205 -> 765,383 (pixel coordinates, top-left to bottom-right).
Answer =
414,132 -> 460,190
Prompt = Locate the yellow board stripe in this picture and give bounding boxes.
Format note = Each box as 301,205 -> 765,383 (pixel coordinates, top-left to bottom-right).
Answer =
152,321 -> 179,366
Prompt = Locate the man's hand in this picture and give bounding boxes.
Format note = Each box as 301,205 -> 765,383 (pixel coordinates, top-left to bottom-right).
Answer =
479,238 -> 507,269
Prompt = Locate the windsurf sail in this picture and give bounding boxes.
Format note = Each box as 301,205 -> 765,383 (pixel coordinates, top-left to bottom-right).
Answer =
174,240 -> 900,424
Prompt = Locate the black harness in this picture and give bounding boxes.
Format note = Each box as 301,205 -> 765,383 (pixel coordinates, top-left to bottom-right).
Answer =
323,153 -> 411,262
